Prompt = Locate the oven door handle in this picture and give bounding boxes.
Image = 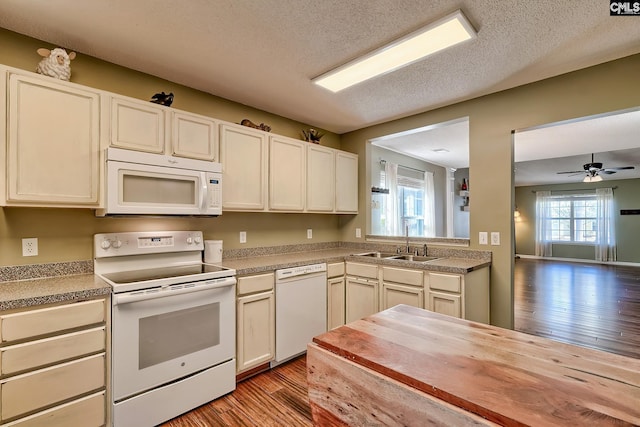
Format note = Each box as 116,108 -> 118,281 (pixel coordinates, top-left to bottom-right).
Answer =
113,278 -> 236,305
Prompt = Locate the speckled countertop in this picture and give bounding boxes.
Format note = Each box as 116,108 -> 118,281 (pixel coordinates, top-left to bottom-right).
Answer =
222,248 -> 490,276
0,274 -> 111,311
0,243 -> 490,311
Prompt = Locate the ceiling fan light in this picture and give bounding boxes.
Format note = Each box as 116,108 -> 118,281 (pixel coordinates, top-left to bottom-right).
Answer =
583,175 -> 603,183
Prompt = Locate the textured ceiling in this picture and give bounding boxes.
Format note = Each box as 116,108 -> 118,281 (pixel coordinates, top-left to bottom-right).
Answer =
1,0 -> 639,135
1,1 -> 639,184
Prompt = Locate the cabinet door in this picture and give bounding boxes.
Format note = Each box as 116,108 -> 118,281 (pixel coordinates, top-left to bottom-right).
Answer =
335,151 -> 358,213
172,111 -> 218,161
7,74 -> 100,205
428,291 -> 461,318
237,291 -> 275,372
381,282 -> 424,311
307,145 -> 335,212
108,95 -> 166,153
269,136 -> 305,211
220,123 -> 268,210
327,276 -> 345,330
345,277 -> 378,323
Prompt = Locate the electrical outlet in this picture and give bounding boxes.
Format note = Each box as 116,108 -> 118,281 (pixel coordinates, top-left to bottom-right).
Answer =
491,232 -> 501,246
479,232 -> 488,245
307,229 -> 313,239
239,231 -> 247,244
22,238 -> 38,256
355,228 -> 362,238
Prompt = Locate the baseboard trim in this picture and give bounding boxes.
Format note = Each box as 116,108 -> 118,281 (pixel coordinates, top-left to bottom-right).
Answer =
516,254 -> 640,267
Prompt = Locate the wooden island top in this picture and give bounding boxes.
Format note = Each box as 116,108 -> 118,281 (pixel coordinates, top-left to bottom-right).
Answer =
307,305 -> 640,426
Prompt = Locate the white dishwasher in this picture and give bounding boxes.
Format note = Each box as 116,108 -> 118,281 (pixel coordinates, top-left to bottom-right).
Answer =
274,263 -> 327,365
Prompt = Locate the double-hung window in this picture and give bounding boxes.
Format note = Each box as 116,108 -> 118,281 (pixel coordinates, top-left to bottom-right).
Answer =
546,195 -> 597,243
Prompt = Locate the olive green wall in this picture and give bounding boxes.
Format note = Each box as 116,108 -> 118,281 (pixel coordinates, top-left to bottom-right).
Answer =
0,28 -> 344,267
515,179 -> 640,263
3,27 -> 640,330
340,54 -> 640,328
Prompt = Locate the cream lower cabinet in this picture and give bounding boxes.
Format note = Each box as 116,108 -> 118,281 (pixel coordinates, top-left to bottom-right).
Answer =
327,262 -> 345,330
380,266 -> 424,310
345,262 -> 379,323
236,273 -> 275,373
0,298 -> 108,427
5,72 -> 100,207
424,267 -> 490,323
220,122 -> 269,211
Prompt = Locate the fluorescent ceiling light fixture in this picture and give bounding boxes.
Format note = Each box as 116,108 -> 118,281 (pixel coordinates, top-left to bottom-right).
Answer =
313,10 -> 476,92
583,175 -> 603,183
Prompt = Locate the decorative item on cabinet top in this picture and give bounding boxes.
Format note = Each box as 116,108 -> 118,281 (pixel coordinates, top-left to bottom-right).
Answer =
302,128 -> 324,144
35,47 -> 76,81
240,118 -> 271,132
150,91 -> 174,106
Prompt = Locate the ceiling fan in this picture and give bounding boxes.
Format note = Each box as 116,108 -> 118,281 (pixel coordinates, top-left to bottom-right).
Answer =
556,153 -> 635,182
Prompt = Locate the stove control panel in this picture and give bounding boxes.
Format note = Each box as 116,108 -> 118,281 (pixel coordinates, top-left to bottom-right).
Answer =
94,231 -> 205,257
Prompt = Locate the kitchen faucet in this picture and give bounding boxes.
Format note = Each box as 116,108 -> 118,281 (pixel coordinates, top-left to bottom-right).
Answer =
405,224 -> 410,253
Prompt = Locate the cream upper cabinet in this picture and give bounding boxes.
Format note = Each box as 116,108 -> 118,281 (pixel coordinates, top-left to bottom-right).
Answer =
171,110 -> 218,161
307,144 -> 335,212
106,95 -> 166,154
335,151 -> 358,213
269,135 -> 305,211
5,72 -> 100,207
220,122 -> 269,211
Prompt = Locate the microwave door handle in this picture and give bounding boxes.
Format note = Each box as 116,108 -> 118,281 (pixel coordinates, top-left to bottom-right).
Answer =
200,173 -> 208,212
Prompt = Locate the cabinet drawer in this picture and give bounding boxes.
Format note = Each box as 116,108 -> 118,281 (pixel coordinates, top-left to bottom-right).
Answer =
237,273 -> 274,296
327,262 -> 345,278
0,327 -> 105,376
346,262 -> 378,279
1,353 -> 105,421
2,391 -> 105,427
426,273 -> 462,293
0,299 -> 106,343
382,267 -> 423,286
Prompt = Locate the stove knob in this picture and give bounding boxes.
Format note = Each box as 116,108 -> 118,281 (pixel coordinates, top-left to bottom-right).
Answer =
112,240 -> 122,249
194,236 -> 202,244
186,237 -> 194,244
101,240 -> 111,250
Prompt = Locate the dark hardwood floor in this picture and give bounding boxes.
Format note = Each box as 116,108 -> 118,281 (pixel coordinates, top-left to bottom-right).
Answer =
514,257 -> 640,359
163,258 -> 640,426
161,357 -> 312,427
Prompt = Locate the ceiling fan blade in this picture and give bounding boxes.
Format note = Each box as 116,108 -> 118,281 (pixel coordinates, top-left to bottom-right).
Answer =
556,170 -> 585,174
600,170 -> 617,174
604,166 -> 635,171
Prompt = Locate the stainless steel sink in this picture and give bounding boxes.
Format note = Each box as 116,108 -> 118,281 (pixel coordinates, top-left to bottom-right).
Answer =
355,252 -> 398,258
385,254 -> 441,262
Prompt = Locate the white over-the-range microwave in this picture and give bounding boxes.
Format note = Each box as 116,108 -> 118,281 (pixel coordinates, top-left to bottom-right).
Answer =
96,148 -> 222,216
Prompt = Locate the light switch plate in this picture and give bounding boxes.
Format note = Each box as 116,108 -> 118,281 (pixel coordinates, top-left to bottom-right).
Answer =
239,231 -> 247,243
491,232 -> 501,246
355,228 -> 362,238
307,229 -> 313,239
479,232 -> 488,245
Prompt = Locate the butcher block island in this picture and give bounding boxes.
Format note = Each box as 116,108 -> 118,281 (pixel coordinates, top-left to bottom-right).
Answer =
307,305 -> 640,426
